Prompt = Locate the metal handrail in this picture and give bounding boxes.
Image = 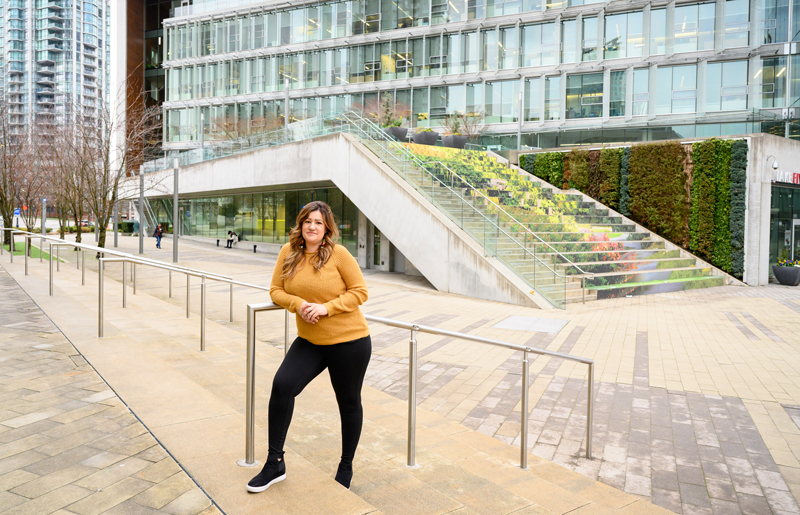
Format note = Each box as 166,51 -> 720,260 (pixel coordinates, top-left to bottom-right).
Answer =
340,112 -> 592,280
97,255 -> 270,349
240,302 -> 595,470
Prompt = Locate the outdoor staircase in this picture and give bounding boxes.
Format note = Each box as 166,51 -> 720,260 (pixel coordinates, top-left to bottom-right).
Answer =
361,139 -> 726,304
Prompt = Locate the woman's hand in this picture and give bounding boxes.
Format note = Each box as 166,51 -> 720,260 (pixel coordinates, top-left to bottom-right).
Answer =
299,302 -> 328,324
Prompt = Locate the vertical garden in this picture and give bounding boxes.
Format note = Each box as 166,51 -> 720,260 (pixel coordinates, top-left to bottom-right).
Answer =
520,138 -> 748,279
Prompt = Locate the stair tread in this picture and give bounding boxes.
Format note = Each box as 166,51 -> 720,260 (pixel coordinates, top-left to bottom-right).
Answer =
586,275 -> 723,290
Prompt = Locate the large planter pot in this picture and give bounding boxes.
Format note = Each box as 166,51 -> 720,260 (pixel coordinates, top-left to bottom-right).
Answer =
383,127 -> 408,141
413,131 -> 439,146
442,135 -> 468,149
773,265 -> 800,286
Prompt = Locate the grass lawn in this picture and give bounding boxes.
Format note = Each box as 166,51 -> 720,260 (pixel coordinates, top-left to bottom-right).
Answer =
2,242 -> 58,261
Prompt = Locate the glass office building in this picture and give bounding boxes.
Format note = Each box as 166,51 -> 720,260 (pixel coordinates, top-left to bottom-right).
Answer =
1,0 -> 111,136
159,0 -> 800,149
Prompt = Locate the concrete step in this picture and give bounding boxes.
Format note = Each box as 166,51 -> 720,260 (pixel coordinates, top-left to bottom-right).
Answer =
588,275 -> 727,300
4,251 -> 672,515
584,267 -> 715,287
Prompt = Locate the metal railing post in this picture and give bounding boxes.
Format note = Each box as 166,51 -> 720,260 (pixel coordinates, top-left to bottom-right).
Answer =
122,261 -> 128,308
200,276 -> 206,351
41,238 -> 45,263
230,283 -> 234,322
169,270 -> 172,298
81,250 -> 86,286
98,259 -> 104,337
24,237 -> 28,275
407,326 -> 419,468
186,274 -> 191,318
133,263 -> 136,295
76,245 -> 79,269
586,362 -> 594,460
48,243 -> 53,296
284,310 -> 290,355
521,350 -> 529,470
56,246 -> 60,272
238,304 -> 259,467
9,232 -> 13,263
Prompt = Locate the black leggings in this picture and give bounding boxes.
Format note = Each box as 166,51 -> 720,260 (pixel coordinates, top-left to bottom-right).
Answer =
268,335 -> 371,463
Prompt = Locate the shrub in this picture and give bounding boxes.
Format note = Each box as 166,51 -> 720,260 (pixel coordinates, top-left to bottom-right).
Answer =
597,148 -> 622,210
689,140 -> 718,261
119,221 -> 136,233
586,150 -> 602,199
729,140 -> 748,279
628,141 -> 689,245
534,152 -> 565,188
520,153 -> 535,177
619,147 -> 631,216
567,149 -> 589,191
712,139 -> 733,272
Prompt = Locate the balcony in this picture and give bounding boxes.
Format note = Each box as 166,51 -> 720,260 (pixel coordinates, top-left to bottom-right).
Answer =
40,8 -> 67,20
38,30 -> 65,41
37,75 -> 56,86
37,96 -> 56,105
37,66 -> 55,74
36,20 -> 66,30
7,76 -> 25,84
36,0 -> 70,10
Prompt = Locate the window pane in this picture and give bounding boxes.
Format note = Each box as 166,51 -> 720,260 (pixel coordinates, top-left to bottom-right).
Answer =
698,3 -> 715,50
610,70 -> 625,116
761,56 -> 787,108
650,9 -> 666,55
724,0 -> 749,48
525,78 -> 541,121
566,72 -> 602,118
604,13 -> 626,59
562,19 -> 576,63
582,18 -> 597,61
674,5 -> 699,53
545,76 -> 560,120
761,0 -> 788,44
632,68 -> 649,115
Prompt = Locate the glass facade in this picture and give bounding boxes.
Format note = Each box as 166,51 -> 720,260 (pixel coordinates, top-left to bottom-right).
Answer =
770,185 -> 800,271
153,187 -> 360,255
160,0 -> 800,148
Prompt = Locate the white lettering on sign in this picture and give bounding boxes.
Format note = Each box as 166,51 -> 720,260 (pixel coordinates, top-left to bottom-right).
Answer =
775,170 -> 800,185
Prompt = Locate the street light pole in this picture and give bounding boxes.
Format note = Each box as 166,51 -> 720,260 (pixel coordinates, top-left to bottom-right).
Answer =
173,157 -> 179,264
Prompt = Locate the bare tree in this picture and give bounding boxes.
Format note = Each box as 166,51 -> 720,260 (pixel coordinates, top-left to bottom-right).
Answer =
0,97 -> 28,247
62,78 -> 163,249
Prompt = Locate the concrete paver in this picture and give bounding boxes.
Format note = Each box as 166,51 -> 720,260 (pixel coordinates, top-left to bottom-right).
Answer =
3,234 -> 800,514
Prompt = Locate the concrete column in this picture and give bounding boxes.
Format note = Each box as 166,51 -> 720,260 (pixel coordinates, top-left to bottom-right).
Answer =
560,70 -> 567,121
602,68 -> 611,121
625,66 -> 635,121
596,9 -> 605,64
357,211 -> 367,268
648,63 -> 659,117
715,0 -> 726,51
538,75 -> 546,126
379,229 -> 391,272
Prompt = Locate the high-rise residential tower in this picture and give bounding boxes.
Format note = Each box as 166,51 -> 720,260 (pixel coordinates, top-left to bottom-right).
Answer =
2,0 -> 111,133
156,0 -> 800,150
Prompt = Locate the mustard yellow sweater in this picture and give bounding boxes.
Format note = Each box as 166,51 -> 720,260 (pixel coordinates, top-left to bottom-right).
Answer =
270,243 -> 370,345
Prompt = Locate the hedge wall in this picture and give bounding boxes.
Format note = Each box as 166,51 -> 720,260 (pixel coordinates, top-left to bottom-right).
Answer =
729,140 -> 748,279
519,138 -> 747,277
628,141 -> 689,246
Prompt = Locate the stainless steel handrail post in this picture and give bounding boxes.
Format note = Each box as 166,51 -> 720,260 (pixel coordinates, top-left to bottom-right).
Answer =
98,259 -> 104,337
133,263 -> 137,295
230,283 -> 234,322
521,350 -> 529,470
123,262 -> 127,308
284,310 -> 290,355
24,237 -> 29,275
407,325 -> 419,468
81,250 -> 86,285
169,270 -> 172,298
586,362 -> 594,459
186,274 -> 190,318
48,243 -> 53,296
241,303 -> 258,467
9,231 -> 13,263
56,246 -> 60,272
76,244 -> 79,269
200,276 -> 206,351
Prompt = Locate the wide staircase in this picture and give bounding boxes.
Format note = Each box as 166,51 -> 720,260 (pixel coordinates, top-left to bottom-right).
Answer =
396,143 -> 727,304
0,237 -> 671,515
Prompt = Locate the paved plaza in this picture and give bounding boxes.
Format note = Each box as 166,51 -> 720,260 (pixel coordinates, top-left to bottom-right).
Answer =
1,235 -> 799,514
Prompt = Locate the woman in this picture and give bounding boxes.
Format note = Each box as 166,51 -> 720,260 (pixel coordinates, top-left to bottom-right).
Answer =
247,201 -> 370,493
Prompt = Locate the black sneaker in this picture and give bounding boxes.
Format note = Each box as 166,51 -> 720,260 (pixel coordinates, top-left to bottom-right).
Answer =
335,461 -> 353,490
247,454 -> 286,493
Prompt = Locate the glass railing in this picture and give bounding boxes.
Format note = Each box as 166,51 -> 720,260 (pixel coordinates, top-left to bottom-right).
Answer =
144,112 -> 583,307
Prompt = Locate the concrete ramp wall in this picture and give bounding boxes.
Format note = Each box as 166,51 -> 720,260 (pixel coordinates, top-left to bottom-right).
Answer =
144,133 -> 549,308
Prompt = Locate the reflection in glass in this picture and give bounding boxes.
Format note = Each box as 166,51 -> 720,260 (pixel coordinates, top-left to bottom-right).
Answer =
566,73 -> 603,119
761,57 -> 787,108
609,71 -> 625,117
562,19 -> 576,63
706,60 -> 748,112
650,9 -> 666,55
525,78 -> 541,121
632,68 -> 649,116
545,76 -> 560,120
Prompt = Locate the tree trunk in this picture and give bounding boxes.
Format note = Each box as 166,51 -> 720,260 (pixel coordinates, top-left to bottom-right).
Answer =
1,206 -> 11,246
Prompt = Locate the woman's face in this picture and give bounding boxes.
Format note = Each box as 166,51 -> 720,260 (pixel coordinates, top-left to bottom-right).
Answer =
301,210 -> 326,248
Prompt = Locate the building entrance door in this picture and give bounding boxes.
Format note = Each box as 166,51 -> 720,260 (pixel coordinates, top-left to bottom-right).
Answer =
793,220 -> 800,260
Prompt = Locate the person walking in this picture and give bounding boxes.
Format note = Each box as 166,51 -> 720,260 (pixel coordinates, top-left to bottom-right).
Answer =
153,224 -> 164,249
247,201 -> 370,493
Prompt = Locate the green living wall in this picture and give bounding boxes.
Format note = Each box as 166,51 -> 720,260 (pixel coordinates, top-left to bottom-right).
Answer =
520,138 -> 748,279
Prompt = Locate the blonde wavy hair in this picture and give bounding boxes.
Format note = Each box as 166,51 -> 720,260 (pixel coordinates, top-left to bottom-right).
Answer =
281,201 -> 339,280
